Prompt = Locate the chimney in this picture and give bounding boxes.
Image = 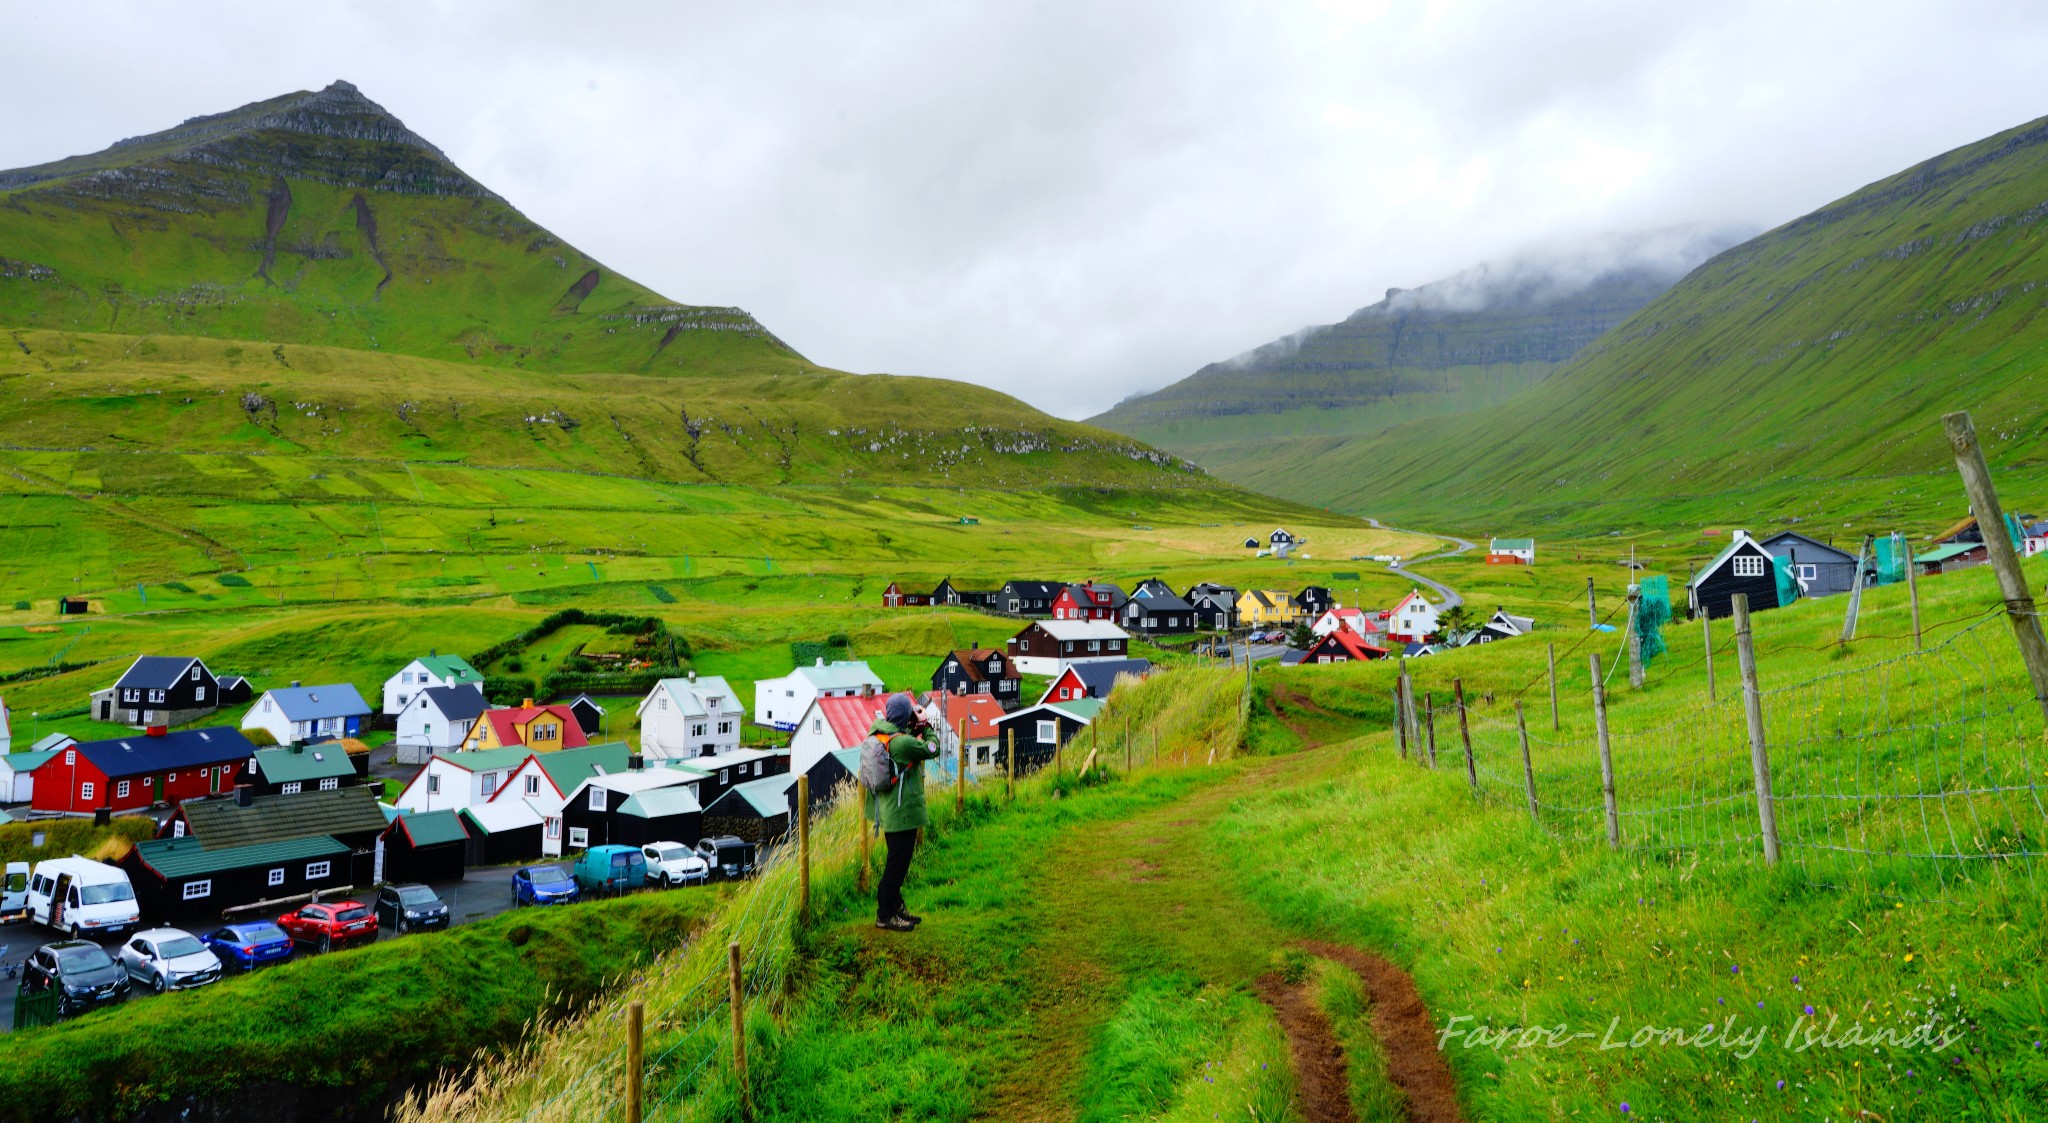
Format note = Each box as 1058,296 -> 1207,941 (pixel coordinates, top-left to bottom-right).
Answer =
815,657 -> 825,667
689,670 -> 697,683
235,783 -> 255,808
629,753 -> 644,771
523,698 -> 534,709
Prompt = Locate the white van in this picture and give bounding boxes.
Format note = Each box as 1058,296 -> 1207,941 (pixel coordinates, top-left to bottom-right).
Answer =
26,856 -> 140,940
2,861 -> 28,923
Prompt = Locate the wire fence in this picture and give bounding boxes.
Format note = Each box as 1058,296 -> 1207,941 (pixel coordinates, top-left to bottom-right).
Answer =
1430,603 -> 2048,901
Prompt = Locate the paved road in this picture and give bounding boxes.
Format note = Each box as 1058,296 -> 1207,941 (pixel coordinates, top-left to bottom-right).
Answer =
0,861 -> 564,1032
1373,522 -> 1474,612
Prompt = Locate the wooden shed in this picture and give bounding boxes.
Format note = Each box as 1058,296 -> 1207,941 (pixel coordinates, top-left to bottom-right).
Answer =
1686,532 -> 1784,620
458,801 -> 546,866
702,774 -> 795,847
382,810 -> 469,884
121,834 -> 352,924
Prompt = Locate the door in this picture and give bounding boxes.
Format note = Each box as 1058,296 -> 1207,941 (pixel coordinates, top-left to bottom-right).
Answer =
210,767 -> 223,795
49,873 -> 72,931
152,775 -> 165,804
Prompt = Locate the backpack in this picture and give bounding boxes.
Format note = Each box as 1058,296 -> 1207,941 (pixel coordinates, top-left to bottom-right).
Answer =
858,734 -> 899,793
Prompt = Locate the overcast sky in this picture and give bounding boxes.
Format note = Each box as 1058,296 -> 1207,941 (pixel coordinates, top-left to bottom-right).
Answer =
6,2 -> 2048,418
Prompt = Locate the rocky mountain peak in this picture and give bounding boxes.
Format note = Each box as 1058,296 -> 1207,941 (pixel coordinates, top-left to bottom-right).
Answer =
106,79 -> 448,160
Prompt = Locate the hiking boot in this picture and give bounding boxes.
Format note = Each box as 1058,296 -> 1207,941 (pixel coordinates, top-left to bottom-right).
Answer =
875,914 -> 916,932
896,910 -> 923,926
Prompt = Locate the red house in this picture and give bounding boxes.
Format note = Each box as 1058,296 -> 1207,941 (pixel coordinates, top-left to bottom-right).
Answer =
30,727 -> 258,816
1051,582 -> 1125,621
881,581 -> 933,608
1300,630 -> 1388,664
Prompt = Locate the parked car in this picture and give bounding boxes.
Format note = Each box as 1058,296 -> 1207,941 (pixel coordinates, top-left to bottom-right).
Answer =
374,884 -> 450,935
24,856 -> 140,940
512,865 -> 581,907
116,928 -> 222,993
201,921 -> 295,973
695,836 -> 757,880
2,861 -> 28,924
22,940 -> 129,1016
276,899 -> 378,952
573,845 -> 647,896
642,842 -> 709,888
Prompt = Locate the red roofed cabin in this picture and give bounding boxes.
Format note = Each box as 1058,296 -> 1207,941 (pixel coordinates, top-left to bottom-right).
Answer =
787,688 -> 889,773
882,582 -> 934,608
1300,629 -> 1387,665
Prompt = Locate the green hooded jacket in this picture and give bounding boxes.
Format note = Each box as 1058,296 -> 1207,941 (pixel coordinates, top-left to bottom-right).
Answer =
864,718 -> 940,832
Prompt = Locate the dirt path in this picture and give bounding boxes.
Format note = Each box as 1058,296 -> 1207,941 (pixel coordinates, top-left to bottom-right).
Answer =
1255,971 -> 1359,1123
1304,942 -> 1467,1123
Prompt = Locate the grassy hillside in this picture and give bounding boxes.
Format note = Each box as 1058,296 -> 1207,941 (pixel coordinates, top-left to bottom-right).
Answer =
1217,112 -> 2048,536
1090,230 -> 1741,494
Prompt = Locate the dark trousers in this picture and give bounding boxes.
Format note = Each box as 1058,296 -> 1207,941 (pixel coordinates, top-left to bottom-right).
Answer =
877,828 -> 919,920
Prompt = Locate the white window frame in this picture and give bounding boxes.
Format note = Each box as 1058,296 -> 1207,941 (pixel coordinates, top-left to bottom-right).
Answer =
1797,564 -> 1818,580
427,774 -> 441,795
318,777 -> 339,792
183,879 -> 212,900
306,861 -> 331,879
547,817 -> 562,839
525,774 -> 540,796
81,781 -> 96,801
268,868 -> 286,887
1037,720 -> 1056,745
281,782 -> 302,795
589,787 -> 606,811
568,827 -> 589,848
1733,555 -> 1766,578
116,780 -> 130,799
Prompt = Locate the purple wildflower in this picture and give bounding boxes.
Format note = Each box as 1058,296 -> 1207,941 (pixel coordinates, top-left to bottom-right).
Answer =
1777,1080 -> 1785,1090
1804,1005 -> 1815,1016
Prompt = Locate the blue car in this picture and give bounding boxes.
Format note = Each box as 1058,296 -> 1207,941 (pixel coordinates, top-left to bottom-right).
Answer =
201,921 -> 295,973
512,865 -> 581,907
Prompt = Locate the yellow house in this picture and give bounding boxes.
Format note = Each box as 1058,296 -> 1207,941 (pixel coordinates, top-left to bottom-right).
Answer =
461,699 -> 589,752
1236,589 -> 1301,627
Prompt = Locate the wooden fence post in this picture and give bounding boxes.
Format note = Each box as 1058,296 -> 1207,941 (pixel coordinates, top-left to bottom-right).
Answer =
797,774 -> 810,925
1702,611 -> 1715,703
1423,692 -> 1437,768
728,941 -> 747,1100
1589,652 -> 1618,850
1840,535 -> 1871,643
955,719 -> 967,814
1731,593 -> 1781,866
1948,410 -> 2048,724
1006,732 -> 1015,803
857,803 -> 871,894
1627,584 -> 1644,689
1454,679 -> 1477,797
1125,716 -> 1131,773
1392,685 -> 1408,758
1903,535 -> 1922,650
1586,576 -> 1597,629
1547,641 -> 1560,731
1514,701 -> 1537,822
626,999 -> 644,1123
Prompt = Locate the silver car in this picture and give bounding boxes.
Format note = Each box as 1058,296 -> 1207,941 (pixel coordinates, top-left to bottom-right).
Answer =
117,928 -> 223,993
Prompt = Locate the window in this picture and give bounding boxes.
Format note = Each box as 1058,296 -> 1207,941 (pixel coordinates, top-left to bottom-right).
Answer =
720,769 -> 731,782
659,697 -> 668,710
718,720 -> 732,734
263,699 -> 273,713
482,772 -> 500,796
268,868 -> 285,887
1036,720 -> 1056,744
589,787 -> 606,811
81,782 -> 95,801
116,780 -> 131,799
568,827 -> 589,848
525,775 -> 540,796
547,817 -> 562,839
427,774 -> 441,795
306,861 -> 331,879
149,689 -> 165,703
692,723 -> 706,737
812,717 -> 822,734
190,666 -> 201,681
1733,555 -> 1766,578
195,685 -> 206,701
1797,564 -> 1818,580
282,782 -> 302,795
65,749 -> 75,765
183,880 -> 212,900
319,778 -> 339,792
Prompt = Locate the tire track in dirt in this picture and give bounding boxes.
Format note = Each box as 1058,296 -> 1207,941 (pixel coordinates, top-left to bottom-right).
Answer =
1301,941 -> 1466,1123
1255,971 -> 1358,1123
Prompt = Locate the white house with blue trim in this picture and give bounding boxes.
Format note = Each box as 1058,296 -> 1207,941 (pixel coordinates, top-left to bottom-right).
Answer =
241,683 -> 372,746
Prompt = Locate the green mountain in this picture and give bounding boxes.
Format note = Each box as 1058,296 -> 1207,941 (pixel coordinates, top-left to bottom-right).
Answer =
1090,227 -> 1742,461
1208,112 -> 2048,539
0,81 -> 1202,491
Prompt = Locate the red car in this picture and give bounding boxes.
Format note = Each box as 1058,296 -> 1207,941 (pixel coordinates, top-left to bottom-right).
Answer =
276,900 -> 378,952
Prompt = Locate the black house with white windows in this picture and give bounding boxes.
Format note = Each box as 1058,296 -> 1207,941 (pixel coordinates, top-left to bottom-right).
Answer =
90,656 -> 220,728
1687,531 -> 1786,619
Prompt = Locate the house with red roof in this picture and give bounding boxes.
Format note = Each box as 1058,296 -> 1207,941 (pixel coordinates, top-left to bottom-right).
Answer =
459,699 -> 589,753
920,692 -> 1007,776
1051,582 -> 1126,621
1386,590 -> 1441,644
788,690 -> 892,774
1299,629 -> 1388,664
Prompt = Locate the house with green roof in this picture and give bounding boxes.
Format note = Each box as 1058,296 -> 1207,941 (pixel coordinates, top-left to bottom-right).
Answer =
492,741 -> 636,857
121,833 -> 352,922
561,765 -> 703,850
393,745 -> 535,814
248,743 -> 359,797
382,808 -> 470,884
751,659 -> 885,730
382,653 -> 484,717
702,773 -> 795,846
1488,537 -> 1536,565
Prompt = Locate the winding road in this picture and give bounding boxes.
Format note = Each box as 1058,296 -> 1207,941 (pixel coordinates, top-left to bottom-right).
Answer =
1368,519 -> 1474,611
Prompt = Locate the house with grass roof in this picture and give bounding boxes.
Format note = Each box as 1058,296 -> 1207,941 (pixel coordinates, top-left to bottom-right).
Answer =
167,784 -> 390,887
382,653 -> 483,716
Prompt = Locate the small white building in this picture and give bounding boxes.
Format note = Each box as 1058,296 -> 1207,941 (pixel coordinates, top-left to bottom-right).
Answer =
636,674 -> 744,760
393,684 -> 489,764
382,654 -> 484,716
753,659 -> 885,730
392,746 -> 535,814
788,693 -> 888,775
241,683 -> 372,746
1387,590 -> 1442,642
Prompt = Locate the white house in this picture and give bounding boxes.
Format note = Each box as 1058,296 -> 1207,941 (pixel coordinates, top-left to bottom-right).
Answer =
1310,607 -> 1373,639
1488,537 -> 1536,565
241,683 -> 372,746
753,659 -> 885,730
788,693 -> 888,774
636,674 -> 744,760
1387,590 -> 1442,643
393,684 -> 488,764
392,746 -> 534,813
487,743 -> 634,856
382,654 -> 484,716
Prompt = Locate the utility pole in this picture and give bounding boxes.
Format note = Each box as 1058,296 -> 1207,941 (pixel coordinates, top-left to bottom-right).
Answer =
1945,410 -> 2048,726
1586,576 -> 1597,629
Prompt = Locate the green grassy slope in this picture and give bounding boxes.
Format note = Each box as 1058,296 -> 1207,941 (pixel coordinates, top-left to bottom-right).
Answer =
1089,230 -> 1741,485
1221,112 -> 2048,534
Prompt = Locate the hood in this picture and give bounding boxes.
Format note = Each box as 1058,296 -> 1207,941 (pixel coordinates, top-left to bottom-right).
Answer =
66,961 -> 124,989
869,718 -> 902,737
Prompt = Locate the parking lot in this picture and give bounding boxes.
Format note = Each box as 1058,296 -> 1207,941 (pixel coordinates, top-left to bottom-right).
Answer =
0,862 -> 538,1032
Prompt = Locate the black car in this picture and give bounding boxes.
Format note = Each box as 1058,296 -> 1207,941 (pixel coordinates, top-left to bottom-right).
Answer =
374,884 -> 451,935
23,940 -> 130,1016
